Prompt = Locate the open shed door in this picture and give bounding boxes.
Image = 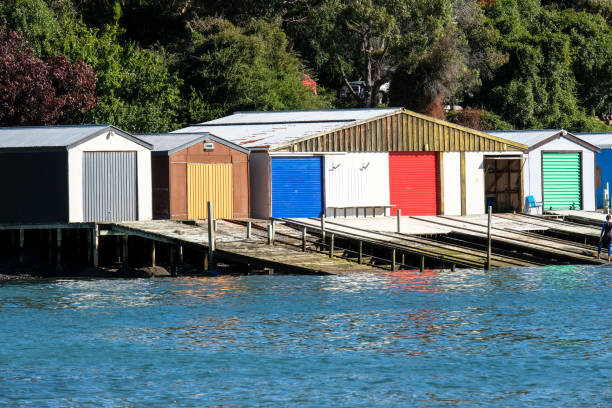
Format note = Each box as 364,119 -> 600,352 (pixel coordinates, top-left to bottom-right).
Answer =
271,156 -> 323,218
389,152 -> 438,216
542,152 -> 582,210
83,151 -> 138,222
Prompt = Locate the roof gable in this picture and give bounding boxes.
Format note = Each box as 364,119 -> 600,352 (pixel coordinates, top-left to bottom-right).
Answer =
489,129 -> 600,152
137,132 -> 249,155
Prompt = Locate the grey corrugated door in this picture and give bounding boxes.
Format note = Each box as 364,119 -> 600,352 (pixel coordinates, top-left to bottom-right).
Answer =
83,151 -> 138,221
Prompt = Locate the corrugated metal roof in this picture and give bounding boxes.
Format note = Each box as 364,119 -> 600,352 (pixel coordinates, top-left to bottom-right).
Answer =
174,108 -> 402,149
137,132 -> 250,155
0,125 -> 110,148
136,133 -> 208,152
0,125 -> 152,150
574,132 -> 612,148
487,129 -> 564,147
203,108 -> 401,125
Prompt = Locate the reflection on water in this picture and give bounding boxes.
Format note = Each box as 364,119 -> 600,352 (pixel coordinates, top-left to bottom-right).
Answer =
1,266 -> 611,407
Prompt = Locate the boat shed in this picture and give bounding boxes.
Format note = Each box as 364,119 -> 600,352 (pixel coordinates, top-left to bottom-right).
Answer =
0,125 -> 152,224
573,132 -> 612,209
137,133 -> 249,220
488,130 -> 600,212
175,108 -> 527,219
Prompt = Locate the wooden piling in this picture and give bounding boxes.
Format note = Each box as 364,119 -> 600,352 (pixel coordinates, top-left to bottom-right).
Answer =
302,227 -> 307,252
122,235 -> 129,266
321,215 -> 326,241
329,233 -> 335,258
487,205 -> 492,270
207,202 -> 215,268
19,228 -> 24,264
391,248 -> 396,271
92,225 -> 99,268
150,240 -> 156,267
420,256 -> 425,272
179,245 -> 183,264
358,241 -> 363,264
397,209 -> 401,233
247,221 -> 252,239
56,229 -> 62,266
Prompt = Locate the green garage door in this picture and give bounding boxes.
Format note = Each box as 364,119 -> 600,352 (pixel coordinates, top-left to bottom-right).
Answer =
542,152 -> 582,210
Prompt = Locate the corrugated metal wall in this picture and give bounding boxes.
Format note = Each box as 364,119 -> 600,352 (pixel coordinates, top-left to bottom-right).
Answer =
389,152 -> 439,216
324,153 -> 390,210
187,163 -> 233,219
542,152 -> 582,210
271,157 -> 323,218
83,151 -> 138,222
286,111 -> 526,153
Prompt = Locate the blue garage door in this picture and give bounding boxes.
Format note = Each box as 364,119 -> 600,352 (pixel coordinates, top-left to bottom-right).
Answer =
271,157 -> 323,218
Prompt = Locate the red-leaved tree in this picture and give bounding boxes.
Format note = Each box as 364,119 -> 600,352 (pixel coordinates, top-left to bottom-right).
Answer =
0,24 -> 99,126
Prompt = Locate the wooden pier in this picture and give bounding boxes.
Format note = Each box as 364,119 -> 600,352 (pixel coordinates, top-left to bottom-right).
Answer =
0,211 -> 607,277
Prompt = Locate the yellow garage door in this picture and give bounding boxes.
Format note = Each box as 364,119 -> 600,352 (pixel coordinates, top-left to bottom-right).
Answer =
187,163 -> 233,219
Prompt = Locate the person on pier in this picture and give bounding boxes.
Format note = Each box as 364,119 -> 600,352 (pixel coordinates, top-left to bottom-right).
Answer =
597,214 -> 612,262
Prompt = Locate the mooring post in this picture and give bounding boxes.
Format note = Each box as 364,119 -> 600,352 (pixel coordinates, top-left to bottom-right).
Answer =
56,229 -> 62,266
271,219 -> 276,244
87,227 -> 92,265
320,215 -> 326,242
397,209 -> 401,233
420,256 -> 425,272
19,228 -> 24,264
150,240 -> 156,267
179,245 -> 184,264
170,246 -> 176,277
329,233 -> 335,258
213,219 -> 218,232
207,201 -> 215,269
122,235 -> 129,266
203,251 -> 209,271
267,224 -> 273,245
93,225 -> 99,268
358,241 -> 363,264
487,205 -> 492,270
246,221 -> 252,239
302,227 -> 307,252
451,263 -> 456,272
391,248 -> 396,271
48,229 -> 53,264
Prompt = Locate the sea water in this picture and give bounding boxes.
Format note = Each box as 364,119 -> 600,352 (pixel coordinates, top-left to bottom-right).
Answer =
1,266 -> 611,407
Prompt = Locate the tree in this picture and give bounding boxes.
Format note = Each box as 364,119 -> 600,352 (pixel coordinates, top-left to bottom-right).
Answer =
0,25 -> 98,126
180,17 -> 331,122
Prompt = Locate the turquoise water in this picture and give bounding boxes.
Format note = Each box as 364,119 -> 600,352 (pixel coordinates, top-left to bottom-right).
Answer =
1,266 -> 611,407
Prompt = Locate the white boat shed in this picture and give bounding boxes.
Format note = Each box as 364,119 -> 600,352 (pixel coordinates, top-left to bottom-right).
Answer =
0,125 -> 153,224
175,109 -> 527,219
488,130 -> 600,212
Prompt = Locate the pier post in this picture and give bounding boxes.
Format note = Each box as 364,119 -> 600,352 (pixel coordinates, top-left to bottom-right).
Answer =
92,225 -> 99,268
329,233 -> 335,258
451,263 -> 456,272
213,219 -> 218,232
56,229 -> 62,266
391,248 -> 396,271
302,227 -> 307,252
397,209 -> 401,233
207,202 -> 215,269
179,245 -> 183,264
247,221 -> 252,239
267,224 -> 273,245
203,251 -> 209,271
19,228 -> 24,263
150,240 -> 156,267
48,229 -> 53,263
420,256 -> 425,272
122,235 -> 129,266
320,215 -> 326,242
358,241 -> 363,264
170,246 -> 176,277
487,205 -> 492,270
271,219 -> 276,244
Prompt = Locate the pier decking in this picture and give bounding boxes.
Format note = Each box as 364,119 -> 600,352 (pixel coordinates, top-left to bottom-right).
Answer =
0,211 -> 607,276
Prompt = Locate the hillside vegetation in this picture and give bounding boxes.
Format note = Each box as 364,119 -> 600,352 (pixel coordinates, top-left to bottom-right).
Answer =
1,0 -> 611,132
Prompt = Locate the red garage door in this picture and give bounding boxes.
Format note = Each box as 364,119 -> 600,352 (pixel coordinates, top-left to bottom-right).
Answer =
389,152 -> 438,216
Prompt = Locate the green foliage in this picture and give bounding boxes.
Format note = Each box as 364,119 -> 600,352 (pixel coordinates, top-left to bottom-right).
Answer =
182,17 -> 331,121
59,21 -> 182,132
0,0 -> 61,56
